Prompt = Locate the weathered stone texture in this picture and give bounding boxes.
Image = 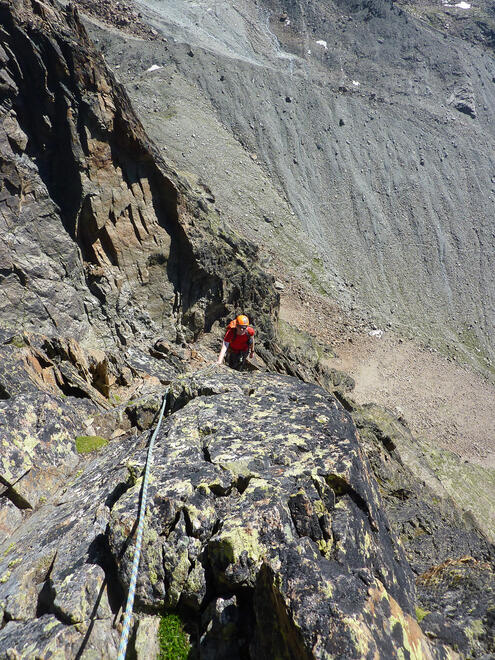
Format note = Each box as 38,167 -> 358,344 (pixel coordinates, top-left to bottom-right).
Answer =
0,0 -> 279,357
106,369 -> 455,658
0,427 -> 140,657
349,399 -> 495,658
0,369 -> 458,659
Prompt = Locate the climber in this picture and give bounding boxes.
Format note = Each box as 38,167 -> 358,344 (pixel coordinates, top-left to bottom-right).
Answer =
217,314 -> 255,371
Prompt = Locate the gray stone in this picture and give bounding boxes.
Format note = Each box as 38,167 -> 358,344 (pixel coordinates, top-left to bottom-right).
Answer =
134,615 -> 160,660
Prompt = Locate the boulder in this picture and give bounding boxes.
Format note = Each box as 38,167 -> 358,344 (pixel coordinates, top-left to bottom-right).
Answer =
107,370 -> 452,657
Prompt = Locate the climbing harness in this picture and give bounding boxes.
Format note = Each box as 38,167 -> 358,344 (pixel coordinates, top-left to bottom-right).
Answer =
116,389 -> 168,660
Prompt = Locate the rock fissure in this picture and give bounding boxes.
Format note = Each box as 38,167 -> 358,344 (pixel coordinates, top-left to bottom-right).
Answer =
35,554 -> 74,626
202,443 -> 213,465
0,474 -> 33,511
104,479 -> 134,511
326,473 -> 378,531
86,534 -> 125,619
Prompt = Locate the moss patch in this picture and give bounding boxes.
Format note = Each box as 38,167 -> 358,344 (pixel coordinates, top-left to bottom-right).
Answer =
415,606 -> 429,623
158,613 -> 190,660
418,441 -> 495,544
9,335 -> 27,349
75,435 -> 108,454
277,318 -> 332,361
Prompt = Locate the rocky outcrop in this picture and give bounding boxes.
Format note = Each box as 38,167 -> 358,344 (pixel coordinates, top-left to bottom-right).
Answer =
0,368 -> 466,659
344,398 -> 495,658
0,0 -> 279,354
3,365 -> 493,658
0,325 -> 178,539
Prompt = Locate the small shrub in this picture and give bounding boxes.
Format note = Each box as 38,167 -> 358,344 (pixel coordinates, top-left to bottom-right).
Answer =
158,613 -> 190,660
75,435 -> 108,454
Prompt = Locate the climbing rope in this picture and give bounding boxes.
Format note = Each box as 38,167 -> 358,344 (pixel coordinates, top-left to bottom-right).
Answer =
116,390 -> 168,660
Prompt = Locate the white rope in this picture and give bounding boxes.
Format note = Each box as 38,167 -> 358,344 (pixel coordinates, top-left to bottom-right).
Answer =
117,391 -> 168,660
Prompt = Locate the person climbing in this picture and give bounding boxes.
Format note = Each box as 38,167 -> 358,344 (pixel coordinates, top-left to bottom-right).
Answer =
217,314 -> 255,370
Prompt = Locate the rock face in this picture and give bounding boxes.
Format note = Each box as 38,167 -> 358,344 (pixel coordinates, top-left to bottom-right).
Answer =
348,400 -> 495,657
2,366 -> 493,658
1,1 -> 495,659
0,0 -> 278,353
0,368 -> 463,659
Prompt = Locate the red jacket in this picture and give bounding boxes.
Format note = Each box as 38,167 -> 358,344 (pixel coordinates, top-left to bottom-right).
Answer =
224,326 -> 255,352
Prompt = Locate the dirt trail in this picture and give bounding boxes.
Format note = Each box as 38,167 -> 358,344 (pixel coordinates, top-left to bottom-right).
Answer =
325,333 -> 495,469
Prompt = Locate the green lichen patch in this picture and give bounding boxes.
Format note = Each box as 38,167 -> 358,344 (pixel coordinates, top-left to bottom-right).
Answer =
8,335 -> 27,349
415,606 -> 430,623
158,613 -> 190,660
75,435 -> 108,454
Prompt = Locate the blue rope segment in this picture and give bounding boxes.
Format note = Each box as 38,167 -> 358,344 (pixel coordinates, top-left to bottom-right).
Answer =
117,391 -> 168,660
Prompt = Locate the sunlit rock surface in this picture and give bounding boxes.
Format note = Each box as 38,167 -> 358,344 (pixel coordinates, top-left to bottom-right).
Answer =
0,368 -> 460,659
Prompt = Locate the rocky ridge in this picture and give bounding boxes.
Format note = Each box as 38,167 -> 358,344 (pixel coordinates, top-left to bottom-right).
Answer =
1,1 -> 495,659
1,363 -> 494,658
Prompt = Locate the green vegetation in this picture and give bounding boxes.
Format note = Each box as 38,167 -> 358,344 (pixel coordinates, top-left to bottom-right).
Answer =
415,606 -> 430,623
305,257 -> 328,297
9,335 -> 26,349
158,613 -> 190,660
75,435 -> 108,454
2,543 -> 15,557
159,107 -> 177,120
277,318 -> 332,362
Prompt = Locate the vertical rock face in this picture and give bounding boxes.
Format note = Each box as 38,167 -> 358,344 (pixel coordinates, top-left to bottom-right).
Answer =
351,400 -> 495,658
0,0 -> 278,352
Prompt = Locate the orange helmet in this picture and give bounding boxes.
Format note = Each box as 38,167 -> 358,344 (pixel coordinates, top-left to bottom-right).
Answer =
236,314 -> 249,327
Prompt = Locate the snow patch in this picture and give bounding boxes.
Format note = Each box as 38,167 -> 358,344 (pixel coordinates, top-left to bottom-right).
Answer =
442,0 -> 471,7
316,40 -> 328,50
369,329 -> 383,338
352,80 -> 360,87
146,64 -> 161,72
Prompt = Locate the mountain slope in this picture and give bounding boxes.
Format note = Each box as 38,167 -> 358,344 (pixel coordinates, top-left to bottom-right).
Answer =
89,0 -> 495,375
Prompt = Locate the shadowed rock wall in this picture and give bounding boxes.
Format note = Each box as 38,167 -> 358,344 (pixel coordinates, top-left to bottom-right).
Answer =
0,0 -> 278,352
